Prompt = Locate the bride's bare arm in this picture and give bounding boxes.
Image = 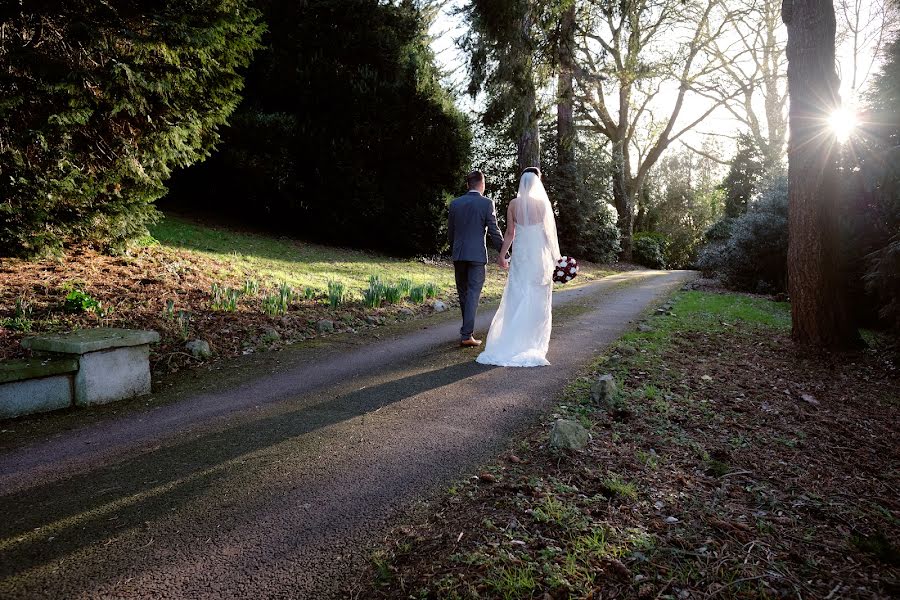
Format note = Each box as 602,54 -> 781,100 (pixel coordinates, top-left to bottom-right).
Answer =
498,199 -> 516,268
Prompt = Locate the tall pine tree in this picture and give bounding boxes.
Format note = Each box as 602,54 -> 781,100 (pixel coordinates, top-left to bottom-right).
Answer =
173,0 -> 471,256
0,1 -> 263,256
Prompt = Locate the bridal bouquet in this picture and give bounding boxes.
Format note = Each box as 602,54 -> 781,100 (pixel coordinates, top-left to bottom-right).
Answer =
553,256 -> 578,283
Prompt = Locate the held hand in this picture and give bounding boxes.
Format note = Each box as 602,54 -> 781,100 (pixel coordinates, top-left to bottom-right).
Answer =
498,256 -> 510,270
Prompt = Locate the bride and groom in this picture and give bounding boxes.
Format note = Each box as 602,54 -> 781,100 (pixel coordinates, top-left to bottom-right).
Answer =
448,167 -> 560,367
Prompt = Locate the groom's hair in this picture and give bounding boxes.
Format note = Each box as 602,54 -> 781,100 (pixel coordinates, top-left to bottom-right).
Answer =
522,166 -> 541,178
466,170 -> 485,189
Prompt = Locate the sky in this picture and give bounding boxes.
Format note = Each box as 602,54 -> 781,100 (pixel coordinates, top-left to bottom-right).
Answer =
427,1 -> 893,161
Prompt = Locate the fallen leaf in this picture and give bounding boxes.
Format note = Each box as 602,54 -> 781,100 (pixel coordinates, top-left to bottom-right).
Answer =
800,393 -> 819,406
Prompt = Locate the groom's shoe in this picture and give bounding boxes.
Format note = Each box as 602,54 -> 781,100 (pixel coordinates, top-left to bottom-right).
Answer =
460,337 -> 483,347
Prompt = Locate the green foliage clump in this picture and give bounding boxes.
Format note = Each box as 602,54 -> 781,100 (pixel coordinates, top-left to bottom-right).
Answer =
174,0 -> 470,256
327,280 -> 346,308
632,233 -> 668,269
850,25 -> 900,331
210,283 -> 241,312
697,176 -> 789,292
408,285 -> 427,304
0,1 -> 264,256
63,285 -> 102,315
720,134 -> 765,218
2,298 -> 33,332
362,277 -> 385,308
636,146 -> 725,268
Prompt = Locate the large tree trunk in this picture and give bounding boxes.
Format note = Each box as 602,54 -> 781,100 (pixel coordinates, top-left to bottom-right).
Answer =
611,140 -> 633,261
516,87 -> 541,171
515,6 -> 540,171
555,1 -> 578,253
782,0 -> 860,348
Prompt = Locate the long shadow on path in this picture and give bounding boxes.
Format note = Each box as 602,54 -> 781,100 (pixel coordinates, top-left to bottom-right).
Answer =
0,359 -> 495,581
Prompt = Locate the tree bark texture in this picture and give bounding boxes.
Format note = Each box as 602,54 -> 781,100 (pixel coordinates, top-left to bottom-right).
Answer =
515,6 -> 540,171
555,1 -> 579,252
783,0 -> 860,347
611,141 -> 634,261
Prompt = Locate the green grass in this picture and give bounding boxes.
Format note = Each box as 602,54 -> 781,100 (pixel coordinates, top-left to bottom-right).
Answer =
608,291 -> 791,364
149,215 -> 613,302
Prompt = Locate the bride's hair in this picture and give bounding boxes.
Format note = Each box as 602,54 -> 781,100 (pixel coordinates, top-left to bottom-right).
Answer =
522,166 -> 541,178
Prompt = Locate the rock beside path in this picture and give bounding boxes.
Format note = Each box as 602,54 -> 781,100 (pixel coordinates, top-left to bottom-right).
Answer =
186,340 -> 212,359
550,419 -> 590,450
590,374 -> 618,406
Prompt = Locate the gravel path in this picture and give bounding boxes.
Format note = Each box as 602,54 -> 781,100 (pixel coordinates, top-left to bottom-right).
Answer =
0,270 -> 693,599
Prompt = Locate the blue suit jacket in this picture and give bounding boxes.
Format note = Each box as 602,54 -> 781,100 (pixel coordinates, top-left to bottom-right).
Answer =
448,191 -> 504,263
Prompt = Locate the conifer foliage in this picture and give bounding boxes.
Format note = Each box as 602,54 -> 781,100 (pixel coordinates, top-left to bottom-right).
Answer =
174,0 -> 471,256
0,1 -> 263,256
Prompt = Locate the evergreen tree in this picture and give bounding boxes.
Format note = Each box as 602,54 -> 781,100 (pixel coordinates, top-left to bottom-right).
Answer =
720,134 -> 765,218
461,0 -> 547,171
175,0 -> 470,256
0,1 -> 263,256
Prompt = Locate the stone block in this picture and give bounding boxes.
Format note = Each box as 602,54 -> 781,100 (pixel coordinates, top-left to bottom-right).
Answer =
0,357 -> 79,384
22,328 -> 160,354
0,375 -> 73,419
74,345 -> 152,407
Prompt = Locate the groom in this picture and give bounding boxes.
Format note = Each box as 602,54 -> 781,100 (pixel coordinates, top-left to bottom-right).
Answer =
448,170 -> 505,347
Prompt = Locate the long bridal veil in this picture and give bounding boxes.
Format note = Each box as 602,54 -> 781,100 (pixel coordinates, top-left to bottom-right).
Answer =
514,172 -> 560,270
476,172 -> 560,367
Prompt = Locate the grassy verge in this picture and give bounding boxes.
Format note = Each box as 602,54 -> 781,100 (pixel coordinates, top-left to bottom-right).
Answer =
355,291 -> 900,599
150,215 -> 612,301
0,214 -> 615,376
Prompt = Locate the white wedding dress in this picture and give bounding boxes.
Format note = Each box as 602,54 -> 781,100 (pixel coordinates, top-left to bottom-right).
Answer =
476,173 -> 560,367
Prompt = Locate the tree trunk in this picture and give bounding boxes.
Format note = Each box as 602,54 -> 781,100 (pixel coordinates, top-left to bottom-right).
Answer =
515,6 -> 540,171
555,1 -> 578,253
782,0 -> 860,348
611,140 -> 633,261
516,89 -> 541,171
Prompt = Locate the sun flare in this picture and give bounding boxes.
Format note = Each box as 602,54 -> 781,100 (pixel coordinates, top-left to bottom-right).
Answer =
828,107 -> 857,142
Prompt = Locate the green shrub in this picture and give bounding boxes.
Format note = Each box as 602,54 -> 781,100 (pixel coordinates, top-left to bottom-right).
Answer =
0,1 -> 263,256
63,285 -> 102,314
172,0 -> 470,256
632,233 -> 668,269
696,176 -> 788,292
861,148 -> 900,329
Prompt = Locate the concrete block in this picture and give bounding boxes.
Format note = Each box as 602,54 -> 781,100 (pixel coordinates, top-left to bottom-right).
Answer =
0,357 -> 79,384
74,345 -> 152,407
22,328 -> 160,354
0,375 -> 73,419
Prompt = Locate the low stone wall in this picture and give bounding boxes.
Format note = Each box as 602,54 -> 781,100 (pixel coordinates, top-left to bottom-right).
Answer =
0,357 -> 79,420
0,328 -> 159,420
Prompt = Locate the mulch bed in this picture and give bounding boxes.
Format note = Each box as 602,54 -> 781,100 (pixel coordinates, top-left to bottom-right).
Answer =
0,246 -> 437,377
352,303 -> 899,599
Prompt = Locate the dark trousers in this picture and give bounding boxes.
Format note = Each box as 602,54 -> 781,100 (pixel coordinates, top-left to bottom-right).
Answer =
454,261 -> 487,340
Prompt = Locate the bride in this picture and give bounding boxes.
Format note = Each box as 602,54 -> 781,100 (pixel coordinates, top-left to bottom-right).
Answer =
476,167 -> 560,367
